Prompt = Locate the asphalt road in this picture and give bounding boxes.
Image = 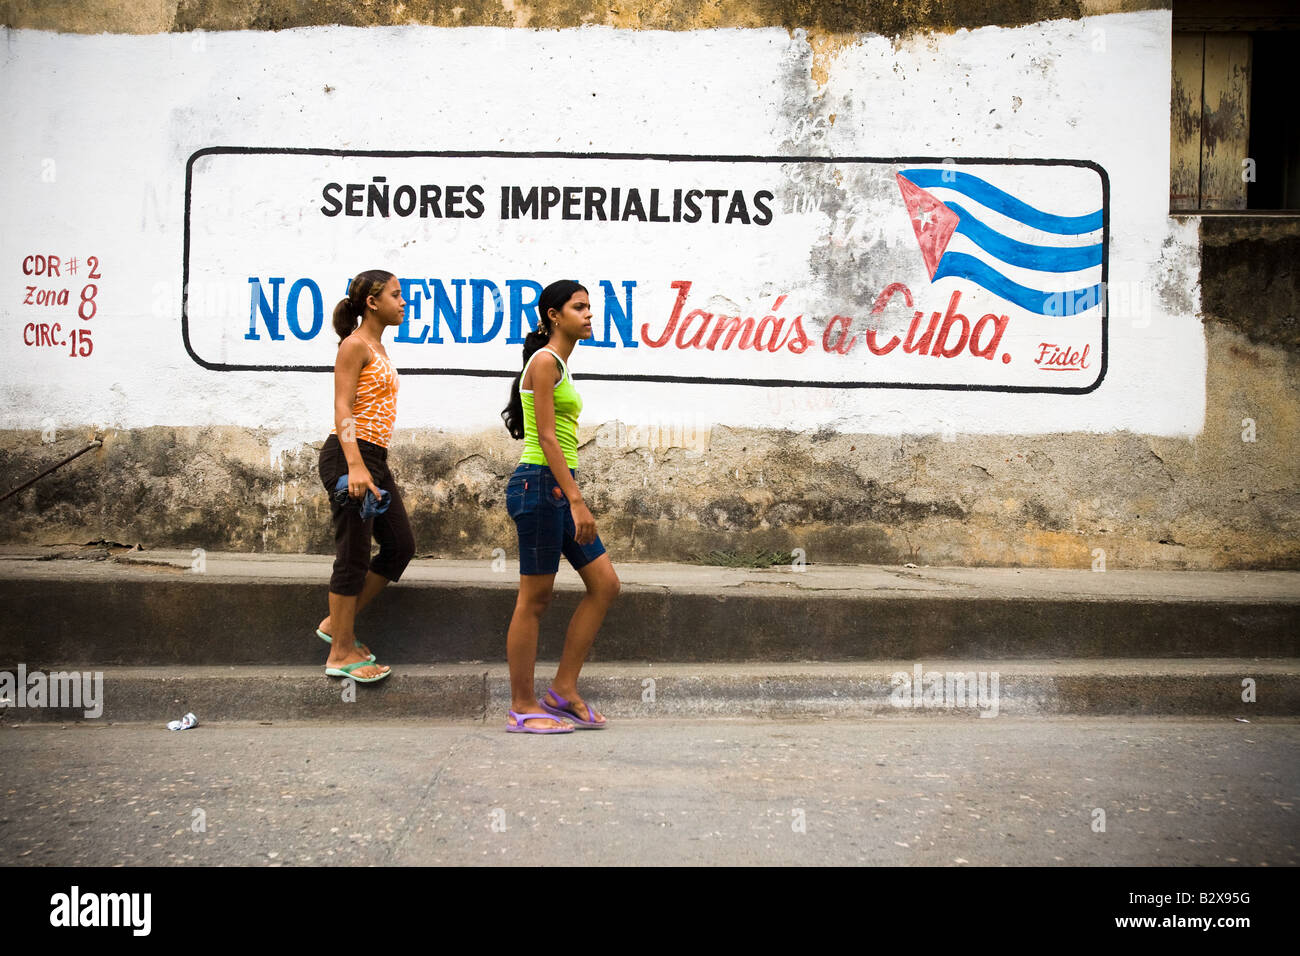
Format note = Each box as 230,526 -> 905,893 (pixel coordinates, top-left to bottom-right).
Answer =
1,718 -> 1295,867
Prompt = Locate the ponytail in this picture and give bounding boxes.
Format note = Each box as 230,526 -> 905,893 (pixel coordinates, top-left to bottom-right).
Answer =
333,269 -> 394,343
501,279 -> 585,439
332,296 -> 359,342
502,326 -> 553,439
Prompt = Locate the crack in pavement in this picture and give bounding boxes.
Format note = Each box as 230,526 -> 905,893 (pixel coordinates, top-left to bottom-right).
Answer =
383,730 -> 477,865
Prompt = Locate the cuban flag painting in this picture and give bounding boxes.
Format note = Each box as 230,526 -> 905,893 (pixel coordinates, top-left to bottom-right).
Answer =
890,162 -> 1108,391
896,166 -> 1105,317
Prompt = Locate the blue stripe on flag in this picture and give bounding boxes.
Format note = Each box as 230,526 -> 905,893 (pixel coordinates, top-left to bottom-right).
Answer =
947,202 -> 1102,273
902,169 -> 1103,234
931,253 -> 1103,316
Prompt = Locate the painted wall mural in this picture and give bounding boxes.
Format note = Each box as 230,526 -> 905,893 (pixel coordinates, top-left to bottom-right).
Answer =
188,151 -> 1107,392
0,11 -> 1202,437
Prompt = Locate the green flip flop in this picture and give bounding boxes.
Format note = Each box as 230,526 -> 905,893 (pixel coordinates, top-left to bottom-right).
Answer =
316,628 -> 376,663
324,659 -> 391,683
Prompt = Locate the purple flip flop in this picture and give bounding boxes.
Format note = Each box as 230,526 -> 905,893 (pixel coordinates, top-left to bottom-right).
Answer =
506,710 -> 574,734
540,687 -> 608,730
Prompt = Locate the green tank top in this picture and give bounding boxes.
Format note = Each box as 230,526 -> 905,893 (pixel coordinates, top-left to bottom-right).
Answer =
519,346 -> 583,468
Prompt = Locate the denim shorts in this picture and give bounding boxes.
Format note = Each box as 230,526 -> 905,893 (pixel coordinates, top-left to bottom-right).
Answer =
506,463 -> 606,575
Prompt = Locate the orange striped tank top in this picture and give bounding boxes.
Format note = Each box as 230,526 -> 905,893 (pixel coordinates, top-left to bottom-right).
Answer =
330,340 -> 399,448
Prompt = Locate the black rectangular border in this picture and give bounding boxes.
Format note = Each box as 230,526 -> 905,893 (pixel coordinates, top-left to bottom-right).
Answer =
183,147 -> 1109,394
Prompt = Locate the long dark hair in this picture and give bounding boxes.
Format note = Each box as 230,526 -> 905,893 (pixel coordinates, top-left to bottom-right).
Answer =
501,280 -> 587,439
333,269 -> 394,342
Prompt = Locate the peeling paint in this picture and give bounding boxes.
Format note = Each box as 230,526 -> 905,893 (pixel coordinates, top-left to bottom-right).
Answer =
807,30 -> 856,87
1155,218 -> 1200,318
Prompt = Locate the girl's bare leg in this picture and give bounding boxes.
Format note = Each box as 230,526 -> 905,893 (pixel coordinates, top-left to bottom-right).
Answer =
547,554 -> 620,723
506,573 -> 570,729
324,590 -> 388,679
319,571 -> 390,657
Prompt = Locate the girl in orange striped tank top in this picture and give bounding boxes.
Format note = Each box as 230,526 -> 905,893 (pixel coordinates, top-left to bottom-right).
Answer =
332,342 -> 399,447
314,271 -> 414,684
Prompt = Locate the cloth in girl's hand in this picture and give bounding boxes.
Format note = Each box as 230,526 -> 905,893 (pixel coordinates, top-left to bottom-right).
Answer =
333,474 -> 391,519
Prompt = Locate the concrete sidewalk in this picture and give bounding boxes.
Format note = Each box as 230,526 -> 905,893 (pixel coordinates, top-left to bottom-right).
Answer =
6,544 -> 1300,600
1,546 -> 1297,664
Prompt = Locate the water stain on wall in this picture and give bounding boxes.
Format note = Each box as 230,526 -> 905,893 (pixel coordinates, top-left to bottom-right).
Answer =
1199,217 -> 1300,352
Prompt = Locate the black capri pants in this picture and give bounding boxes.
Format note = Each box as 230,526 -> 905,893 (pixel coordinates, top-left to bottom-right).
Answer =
318,434 -> 415,595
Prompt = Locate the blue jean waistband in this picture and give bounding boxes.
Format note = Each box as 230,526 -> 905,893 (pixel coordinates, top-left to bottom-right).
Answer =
513,463 -> 577,476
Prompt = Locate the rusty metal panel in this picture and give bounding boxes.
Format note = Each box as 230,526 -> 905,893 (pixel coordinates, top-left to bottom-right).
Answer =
1170,32 -> 1205,211
1199,33 -> 1252,210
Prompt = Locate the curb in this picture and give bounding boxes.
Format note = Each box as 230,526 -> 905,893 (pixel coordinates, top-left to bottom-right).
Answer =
1,661 -> 1294,723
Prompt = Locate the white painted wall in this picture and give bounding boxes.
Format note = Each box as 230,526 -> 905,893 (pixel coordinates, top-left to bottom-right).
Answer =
0,11 -> 1200,443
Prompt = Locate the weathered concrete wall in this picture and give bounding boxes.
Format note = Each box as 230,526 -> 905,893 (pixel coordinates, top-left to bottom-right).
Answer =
1,0 -> 1295,569
5,269 -> 1297,569
3,1 -> 1168,34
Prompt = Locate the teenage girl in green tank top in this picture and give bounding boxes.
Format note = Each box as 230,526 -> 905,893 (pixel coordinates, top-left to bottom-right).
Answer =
500,281 -> 621,734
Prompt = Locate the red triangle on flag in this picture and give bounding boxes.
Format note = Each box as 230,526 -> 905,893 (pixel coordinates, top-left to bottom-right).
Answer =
897,173 -> 960,280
